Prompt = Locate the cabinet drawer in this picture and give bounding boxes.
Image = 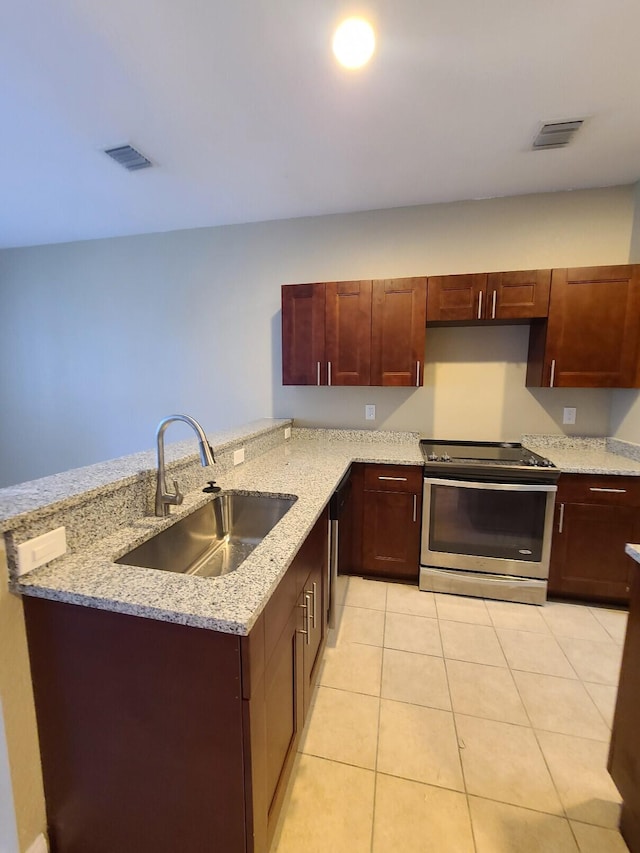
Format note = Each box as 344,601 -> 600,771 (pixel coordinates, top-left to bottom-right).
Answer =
557,474 -> 640,507
364,464 -> 422,493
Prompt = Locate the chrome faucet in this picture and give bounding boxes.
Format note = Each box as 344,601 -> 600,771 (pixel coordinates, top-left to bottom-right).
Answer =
155,414 -> 215,517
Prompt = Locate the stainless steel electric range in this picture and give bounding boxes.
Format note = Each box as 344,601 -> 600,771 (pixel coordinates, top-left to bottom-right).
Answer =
419,440 -> 560,605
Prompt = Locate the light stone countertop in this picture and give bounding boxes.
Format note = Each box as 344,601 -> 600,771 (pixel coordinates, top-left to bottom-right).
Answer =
16,435 -> 423,635
522,436 -> 640,476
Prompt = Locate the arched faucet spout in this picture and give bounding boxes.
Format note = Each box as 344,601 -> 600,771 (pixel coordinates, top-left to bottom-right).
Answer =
155,414 -> 215,517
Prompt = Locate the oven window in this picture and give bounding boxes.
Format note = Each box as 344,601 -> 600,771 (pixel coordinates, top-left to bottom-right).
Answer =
429,484 -> 547,562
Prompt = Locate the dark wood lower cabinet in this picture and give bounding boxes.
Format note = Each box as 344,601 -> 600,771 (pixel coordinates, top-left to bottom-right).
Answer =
609,560 -> 640,852
23,510 -> 328,853
346,463 -> 422,582
547,475 -> 640,604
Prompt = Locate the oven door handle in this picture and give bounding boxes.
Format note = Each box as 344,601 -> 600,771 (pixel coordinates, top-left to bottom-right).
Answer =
423,477 -> 557,493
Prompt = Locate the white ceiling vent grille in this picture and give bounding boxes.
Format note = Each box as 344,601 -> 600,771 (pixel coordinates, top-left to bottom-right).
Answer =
532,120 -> 584,150
104,144 -> 152,171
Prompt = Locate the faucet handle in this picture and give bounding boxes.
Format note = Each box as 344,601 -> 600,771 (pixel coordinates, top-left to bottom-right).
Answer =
171,480 -> 184,505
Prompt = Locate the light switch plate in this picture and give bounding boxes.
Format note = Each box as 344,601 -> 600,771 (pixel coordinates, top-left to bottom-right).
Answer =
17,527 -> 66,577
365,404 -> 376,421
563,407 -> 577,425
233,447 -> 245,466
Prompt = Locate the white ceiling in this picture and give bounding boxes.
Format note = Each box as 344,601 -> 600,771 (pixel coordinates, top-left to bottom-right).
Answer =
2,0 -> 640,249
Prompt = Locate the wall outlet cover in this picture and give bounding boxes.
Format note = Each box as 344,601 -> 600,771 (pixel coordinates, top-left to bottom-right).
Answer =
233,447 -> 245,466
365,404 -> 376,421
284,427 -> 291,440
563,407 -> 577,425
16,527 -> 66,577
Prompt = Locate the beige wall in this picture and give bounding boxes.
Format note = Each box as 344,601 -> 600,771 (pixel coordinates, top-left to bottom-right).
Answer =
0,544 -> 46,852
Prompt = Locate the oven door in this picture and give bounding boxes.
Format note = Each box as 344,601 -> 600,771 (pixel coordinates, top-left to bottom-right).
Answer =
421,477 -> 557,579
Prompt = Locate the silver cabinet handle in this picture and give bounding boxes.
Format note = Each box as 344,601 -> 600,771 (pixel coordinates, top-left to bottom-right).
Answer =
298,595 -> 311,645
327,361 -> 332,386
550,359 -> 556,387
589,487 -> 627,493
317,361 -> 321,386
558,502 -> 565,534
416,360 -> 420,387
378,476 -> 408,481
477,291 -> 483,319
492,289 -> 497,319
412,494 -> 417,522
305,581 -> 317,628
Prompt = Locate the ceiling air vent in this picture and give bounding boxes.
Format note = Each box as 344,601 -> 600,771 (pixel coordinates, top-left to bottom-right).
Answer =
532,120 -> 584,150
104,144 -> 152,171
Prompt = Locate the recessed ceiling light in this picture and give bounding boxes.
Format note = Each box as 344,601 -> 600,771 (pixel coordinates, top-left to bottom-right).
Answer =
332,17 -> 375,69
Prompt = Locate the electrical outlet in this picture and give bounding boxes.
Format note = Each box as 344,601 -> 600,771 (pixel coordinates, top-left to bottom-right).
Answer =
17,527 -> 66,577
233,447 -> 245,466
563,407 -> 577,425
365,404 -> 376,421
284,427 -> 291,440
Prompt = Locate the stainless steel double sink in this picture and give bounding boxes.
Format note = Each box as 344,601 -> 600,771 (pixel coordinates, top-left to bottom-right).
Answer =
116,492 -> 296,578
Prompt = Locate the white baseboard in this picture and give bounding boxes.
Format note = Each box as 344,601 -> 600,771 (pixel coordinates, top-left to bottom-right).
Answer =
25,833 -> 48,853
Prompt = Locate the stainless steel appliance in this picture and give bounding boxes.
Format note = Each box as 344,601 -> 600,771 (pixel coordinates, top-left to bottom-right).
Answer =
419,440 -> 559,605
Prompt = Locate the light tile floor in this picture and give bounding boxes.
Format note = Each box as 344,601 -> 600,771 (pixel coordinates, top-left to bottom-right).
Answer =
271,576 -> 630,853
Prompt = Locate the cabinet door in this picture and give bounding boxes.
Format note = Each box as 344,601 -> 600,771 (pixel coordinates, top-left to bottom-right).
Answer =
325,280 -> 372,385
282,283 -> 326,385
370,278 -> 427,386
301,556 -> 326,716
487,269 -> 551,320
548,501 -> 637,603
426,273 -> 487,322
531,265 -> 640,388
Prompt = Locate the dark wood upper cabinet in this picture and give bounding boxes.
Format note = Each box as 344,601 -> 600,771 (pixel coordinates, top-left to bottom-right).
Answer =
325,280 -> 372,385
282,278 -> 427,386
527,265 -> 640,388
427,270 -> 551,323
282,282 -> 325,385
371,277 -> 427,386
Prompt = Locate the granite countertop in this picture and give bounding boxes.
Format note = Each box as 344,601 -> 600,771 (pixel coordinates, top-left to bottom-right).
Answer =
522,435 -> 640,476
16,434 -> 422,635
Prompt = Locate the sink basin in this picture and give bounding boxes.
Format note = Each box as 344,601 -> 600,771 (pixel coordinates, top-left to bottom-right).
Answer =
115,493 -> 296,578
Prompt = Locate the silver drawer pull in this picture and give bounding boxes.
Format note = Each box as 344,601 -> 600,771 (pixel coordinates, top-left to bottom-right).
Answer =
492,289 -> 497,319
317,361 -> 321,386
327,361 -> 332,386
477,291 -> 483,319
558,502 -> 565,534
378,476 -> 408,481
412,494 -> 417,522
549,359 -> 556,387
589,487 -> 627,493
416,360 -> 420,387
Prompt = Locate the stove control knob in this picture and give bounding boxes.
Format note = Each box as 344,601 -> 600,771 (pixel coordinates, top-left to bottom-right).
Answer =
427,452 -> 438,462
441,453 -> 451,462
524,457 -> 537,466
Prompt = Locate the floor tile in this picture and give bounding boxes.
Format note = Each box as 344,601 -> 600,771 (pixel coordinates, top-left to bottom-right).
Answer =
343,576 -> 388,610
384,611 -> 442,656
329,605 -> 385,647
556,636 -> 623,685
589,607 -> 629,645
570,820 -> 630,852
513,671 -> 610,741
497,627 -> 577,677
583,682 -> 618,728
434,593 -> 492,625
469,796 -> 579,853
486,599 -> 551,633
377,699 -> 464,791
446,659 -> 529,725
455,714 -> 563,815
541,602 -> 613,642
271,754 -> 374,853
299,686 -> 379,769
536,730 -> 622,828
440,620 -> 507,667
381,649 -> 451,710
385,582 -> 437,617
373,773 -> 474,853
319,642 -> 383,696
